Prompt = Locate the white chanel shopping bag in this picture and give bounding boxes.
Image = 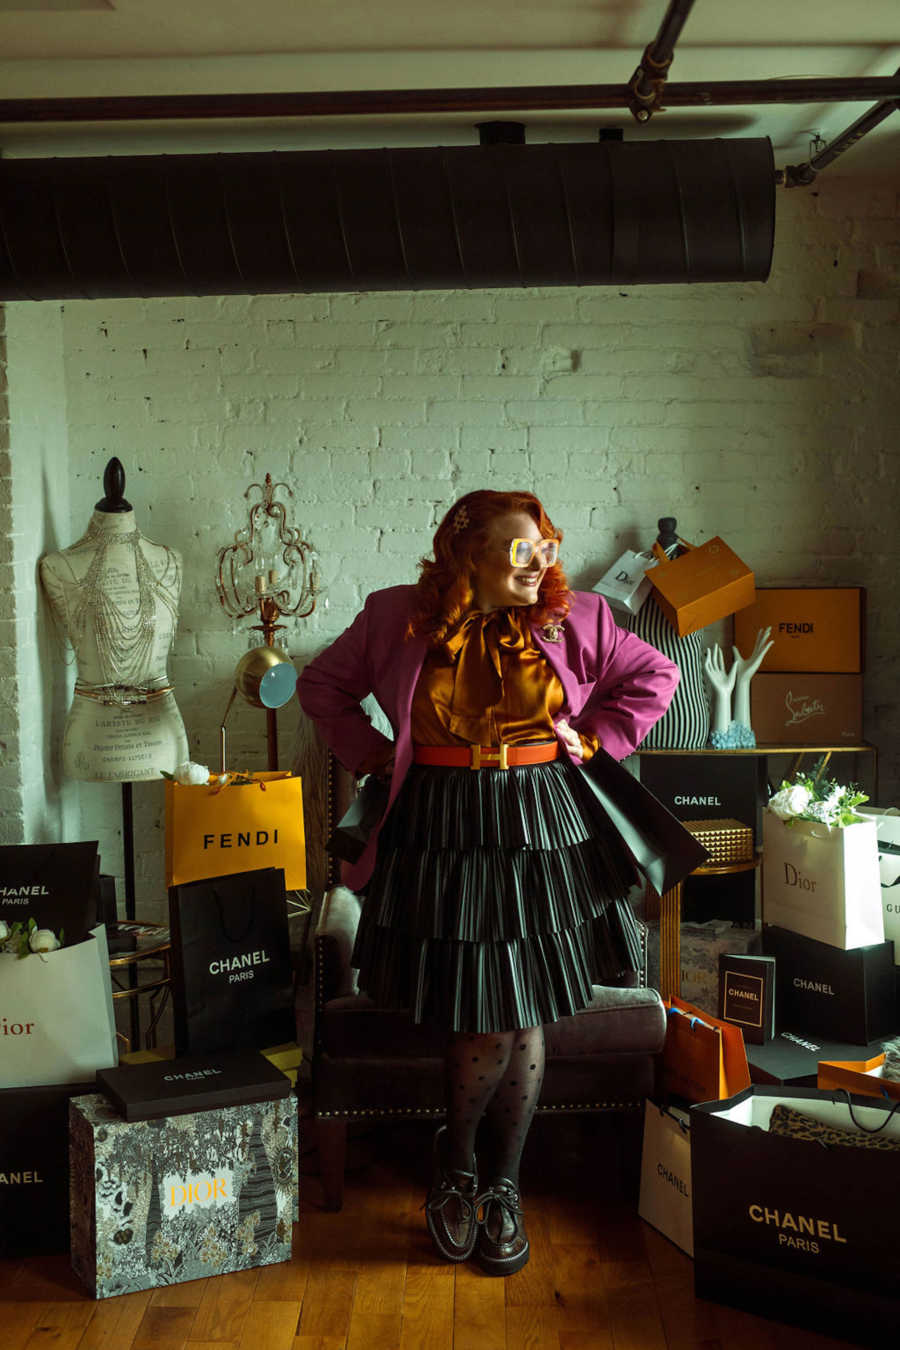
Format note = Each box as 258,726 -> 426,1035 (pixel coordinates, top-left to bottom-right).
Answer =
0,925 -> 118,1089
638,1099 -> 693,1256
762,814 -> 884,950
592,549 -> 658,615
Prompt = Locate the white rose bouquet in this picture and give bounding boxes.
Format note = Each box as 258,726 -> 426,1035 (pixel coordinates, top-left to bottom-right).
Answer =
767,769 -> 868,829
160,761 -> 267,792
0,916 -> 64,959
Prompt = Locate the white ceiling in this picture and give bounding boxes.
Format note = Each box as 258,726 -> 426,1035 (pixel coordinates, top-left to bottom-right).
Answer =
1,0 -> 898,178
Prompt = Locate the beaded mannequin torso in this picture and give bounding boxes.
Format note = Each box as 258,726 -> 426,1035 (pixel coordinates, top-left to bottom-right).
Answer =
40,509 -> 189,782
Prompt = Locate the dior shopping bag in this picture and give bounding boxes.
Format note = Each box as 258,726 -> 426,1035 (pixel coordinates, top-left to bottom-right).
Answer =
165,772 -> 306,891
168,868 -> 295,1055
762,813 -> 884,950
592,549 -> 659,616
661,997 -> 751,1104
638,1099 -> 693,1256
648,536 -> 755,636
0,925 -> 117,1090
580,749 -> 709,897
691,1086 -> 900,1342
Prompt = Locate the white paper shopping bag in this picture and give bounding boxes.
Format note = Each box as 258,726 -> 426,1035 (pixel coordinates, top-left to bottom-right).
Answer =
593,549 -> 658,615
638,1099 -> 693,1256
762,814 -> 884,950
0,925 -> 118,1089
856,807 -> 900,963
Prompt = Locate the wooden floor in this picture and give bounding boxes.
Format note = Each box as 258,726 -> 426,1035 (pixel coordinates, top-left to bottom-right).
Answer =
2,1115 -> 863,1350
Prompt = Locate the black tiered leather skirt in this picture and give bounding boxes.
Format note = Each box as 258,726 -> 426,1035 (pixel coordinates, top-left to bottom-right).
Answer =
351,757 -> 643,1033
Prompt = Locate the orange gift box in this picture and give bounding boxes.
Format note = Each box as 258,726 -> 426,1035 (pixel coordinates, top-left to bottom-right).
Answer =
817,1054 -> 900,1103
648,537 -> 755,636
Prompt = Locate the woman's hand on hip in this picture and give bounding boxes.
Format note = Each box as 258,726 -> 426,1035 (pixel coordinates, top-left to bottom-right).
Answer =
555,719 -> 584,761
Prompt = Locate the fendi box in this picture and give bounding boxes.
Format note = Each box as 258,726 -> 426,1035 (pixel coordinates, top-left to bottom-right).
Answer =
70,1092 -> 297,1298
746,1029 -> 889,1087
691,1086 -> 900,1344
0,1080 -> 93,1256
763,925 -> 895,1043
734,587 -> 864,674
0,840 -> 99,943
750,674 -> 863,746
98,1049 -> 292,1122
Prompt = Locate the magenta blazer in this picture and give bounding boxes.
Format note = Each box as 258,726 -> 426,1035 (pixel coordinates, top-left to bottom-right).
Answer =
298,586 -> 679,890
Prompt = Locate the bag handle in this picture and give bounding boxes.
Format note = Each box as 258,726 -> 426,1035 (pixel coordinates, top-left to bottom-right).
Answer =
832,1086 -> 900,1134
213,887 -> 256,945
651,537 -> 693,564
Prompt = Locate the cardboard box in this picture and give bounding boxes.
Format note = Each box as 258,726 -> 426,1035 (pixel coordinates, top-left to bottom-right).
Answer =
734,587 -> 864,673
98,1049 -> 292,1122
751,673 -> 863,745
763,925 -> 896,1043
746,1029 -> 890,1087
691,1086 -> 900,1343
0,1080 -> 94,1257
70,1092 -> 297,1298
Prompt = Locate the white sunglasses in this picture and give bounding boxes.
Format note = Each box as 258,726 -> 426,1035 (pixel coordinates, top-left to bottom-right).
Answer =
508,538 -> 559,567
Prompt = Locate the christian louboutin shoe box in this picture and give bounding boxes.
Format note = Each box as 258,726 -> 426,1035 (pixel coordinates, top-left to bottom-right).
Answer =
69,1088 -> 298,1298
734,587 -> 865,673
750,674 -> 863,745
762,925 -> 895,1044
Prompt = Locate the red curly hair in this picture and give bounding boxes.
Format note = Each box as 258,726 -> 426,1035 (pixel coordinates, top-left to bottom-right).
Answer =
408,489 -> 571,644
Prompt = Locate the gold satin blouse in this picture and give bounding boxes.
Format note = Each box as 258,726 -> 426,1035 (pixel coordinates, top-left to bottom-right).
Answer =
411,608 -> 597,757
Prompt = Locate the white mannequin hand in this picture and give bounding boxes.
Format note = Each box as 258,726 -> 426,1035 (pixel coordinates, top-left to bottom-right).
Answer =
731,626 -> 774,686
703,644 -> 736,735
732,626 -> 774,727
556,719 -> 584,760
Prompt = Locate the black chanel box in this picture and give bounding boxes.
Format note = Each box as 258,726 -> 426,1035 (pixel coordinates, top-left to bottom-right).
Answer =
0,1079 -> 94,1256
97,1049 -> 292,1121
763,925 -> 896,1044
745,1028 -> 889,1087
637,754 -> 765,839
0,841 -> 99,943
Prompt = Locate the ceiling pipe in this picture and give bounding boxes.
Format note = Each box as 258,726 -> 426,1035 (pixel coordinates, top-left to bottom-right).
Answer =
628,0 -> 698,124
0,138 -> 775,300
779,67 -> 900,186
0,77 -> 898,126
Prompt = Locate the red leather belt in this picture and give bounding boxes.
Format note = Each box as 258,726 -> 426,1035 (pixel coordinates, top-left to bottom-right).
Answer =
413,742 -> 558,770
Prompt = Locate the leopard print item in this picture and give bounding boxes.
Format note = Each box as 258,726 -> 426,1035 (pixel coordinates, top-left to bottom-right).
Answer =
768,1103 -> 900,1153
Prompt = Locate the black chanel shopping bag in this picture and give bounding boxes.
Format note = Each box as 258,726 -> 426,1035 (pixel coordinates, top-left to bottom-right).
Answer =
168,868 -> 295,1055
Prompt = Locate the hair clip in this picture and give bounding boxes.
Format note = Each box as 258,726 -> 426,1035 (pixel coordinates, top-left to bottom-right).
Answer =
451,505 -> 470,533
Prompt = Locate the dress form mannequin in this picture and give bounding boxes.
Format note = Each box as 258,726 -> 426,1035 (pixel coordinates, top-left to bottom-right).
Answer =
39,459 -> 188,782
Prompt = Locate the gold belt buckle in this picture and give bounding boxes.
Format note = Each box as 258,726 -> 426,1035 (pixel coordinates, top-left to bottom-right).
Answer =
470,744 -> 509,770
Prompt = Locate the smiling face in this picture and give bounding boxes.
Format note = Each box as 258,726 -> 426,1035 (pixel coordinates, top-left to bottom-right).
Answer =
471,511 -> 552,612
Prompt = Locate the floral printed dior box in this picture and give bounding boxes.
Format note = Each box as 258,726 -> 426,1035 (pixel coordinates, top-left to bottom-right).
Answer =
69,1093 -> 297,1298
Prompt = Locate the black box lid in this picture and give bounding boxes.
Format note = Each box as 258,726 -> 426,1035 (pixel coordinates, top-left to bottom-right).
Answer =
97,1049 -> 292,1121
746,1029 -> 890,1086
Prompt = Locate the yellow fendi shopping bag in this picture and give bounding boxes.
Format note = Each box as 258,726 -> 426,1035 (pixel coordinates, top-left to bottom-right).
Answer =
164,772 -> 306,890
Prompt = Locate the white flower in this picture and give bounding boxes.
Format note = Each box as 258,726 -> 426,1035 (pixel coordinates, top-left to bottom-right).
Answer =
768,784 -> 812,820
0,920 -> 8,941
29,928 -> 61,953
174,761 -> 211,786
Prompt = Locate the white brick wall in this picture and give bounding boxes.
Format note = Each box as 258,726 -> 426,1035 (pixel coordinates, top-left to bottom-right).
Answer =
2,173 -> 899,918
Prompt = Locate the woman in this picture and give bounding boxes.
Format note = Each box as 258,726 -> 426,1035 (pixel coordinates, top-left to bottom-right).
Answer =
299,489 -> 678,1275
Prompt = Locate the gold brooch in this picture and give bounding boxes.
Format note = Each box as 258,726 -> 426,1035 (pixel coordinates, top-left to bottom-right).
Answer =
541,621 -> 565,643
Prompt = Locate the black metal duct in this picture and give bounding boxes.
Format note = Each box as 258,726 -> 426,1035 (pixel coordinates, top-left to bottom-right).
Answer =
0,138 -> 774,300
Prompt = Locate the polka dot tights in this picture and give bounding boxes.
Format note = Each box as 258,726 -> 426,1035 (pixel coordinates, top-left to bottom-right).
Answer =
443,1025 -> 545,1185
